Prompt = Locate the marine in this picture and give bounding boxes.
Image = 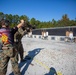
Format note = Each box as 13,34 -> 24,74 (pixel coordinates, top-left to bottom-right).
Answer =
14,26 -> 28,62
0,19 -> 24,75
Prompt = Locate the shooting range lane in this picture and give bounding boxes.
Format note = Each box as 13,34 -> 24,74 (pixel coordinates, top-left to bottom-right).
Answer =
6,37 -> 76,75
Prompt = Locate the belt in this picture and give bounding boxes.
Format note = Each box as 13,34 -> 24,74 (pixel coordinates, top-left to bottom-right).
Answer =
3,44 -> 12,47
2,46 -> 9,50
2,44 -> 13,50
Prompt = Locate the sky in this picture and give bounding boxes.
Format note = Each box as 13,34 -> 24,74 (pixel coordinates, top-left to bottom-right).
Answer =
0,0 -> 76,22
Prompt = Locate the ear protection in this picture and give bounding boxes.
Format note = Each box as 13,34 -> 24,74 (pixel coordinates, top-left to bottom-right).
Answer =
1,19 -> 10,27
5,20 -> 9,26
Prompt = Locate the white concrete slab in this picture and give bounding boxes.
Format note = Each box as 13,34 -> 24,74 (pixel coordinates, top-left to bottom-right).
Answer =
6,36 -> 76,75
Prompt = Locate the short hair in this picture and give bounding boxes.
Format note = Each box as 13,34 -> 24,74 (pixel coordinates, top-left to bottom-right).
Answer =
1,19 -> 10,26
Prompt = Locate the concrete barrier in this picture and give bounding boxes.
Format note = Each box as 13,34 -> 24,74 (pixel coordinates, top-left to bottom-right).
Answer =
25,34 -> 65,41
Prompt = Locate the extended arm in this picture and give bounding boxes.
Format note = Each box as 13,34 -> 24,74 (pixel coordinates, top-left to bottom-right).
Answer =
18,27 -> 27,36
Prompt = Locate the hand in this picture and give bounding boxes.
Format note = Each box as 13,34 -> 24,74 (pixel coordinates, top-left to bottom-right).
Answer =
20,19 -> 25,27
20,19 -> 25,23
17,19 -> 25,28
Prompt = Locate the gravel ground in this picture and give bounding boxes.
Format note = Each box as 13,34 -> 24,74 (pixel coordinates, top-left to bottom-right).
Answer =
6,36 -> 76,75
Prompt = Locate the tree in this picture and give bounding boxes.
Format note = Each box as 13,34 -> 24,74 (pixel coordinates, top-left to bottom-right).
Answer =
20,15 -> 29,22
30,18 -> 36,25
61,14 -> 70,26
52,19 -> 57,27
0,12 -> 4,20
0,12 -> 76,28
35,20 -> 40,28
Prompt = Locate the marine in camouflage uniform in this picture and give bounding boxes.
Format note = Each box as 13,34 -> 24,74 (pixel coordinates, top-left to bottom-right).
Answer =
0,19 -> 24,75
14,27 -> 27,62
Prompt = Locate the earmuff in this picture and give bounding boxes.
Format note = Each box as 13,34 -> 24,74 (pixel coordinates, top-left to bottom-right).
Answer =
5,20 -> 9,27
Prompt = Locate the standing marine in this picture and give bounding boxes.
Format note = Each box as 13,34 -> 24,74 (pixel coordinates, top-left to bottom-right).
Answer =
0,19 -> 24,75
14,26 -> 28,62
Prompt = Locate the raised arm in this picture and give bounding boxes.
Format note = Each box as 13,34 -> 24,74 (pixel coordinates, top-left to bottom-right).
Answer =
17,20 -> 24,28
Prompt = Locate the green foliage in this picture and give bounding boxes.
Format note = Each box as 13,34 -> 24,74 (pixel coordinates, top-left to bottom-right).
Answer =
0,12 -> 76,29
30,18 -> 36,25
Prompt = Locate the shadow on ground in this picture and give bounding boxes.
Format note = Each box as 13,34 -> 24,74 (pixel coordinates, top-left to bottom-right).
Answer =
45,67 -> 57,75
10,48 -> 44,75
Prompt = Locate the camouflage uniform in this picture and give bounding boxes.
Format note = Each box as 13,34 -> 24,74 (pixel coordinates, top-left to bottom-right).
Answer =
14,27 -> 27,62
0,27 -> 21,75
0,45 -> 20,75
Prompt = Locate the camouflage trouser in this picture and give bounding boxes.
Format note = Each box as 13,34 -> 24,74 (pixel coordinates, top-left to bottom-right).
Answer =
0,45 -> 21,75
15,42 -> 24,61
